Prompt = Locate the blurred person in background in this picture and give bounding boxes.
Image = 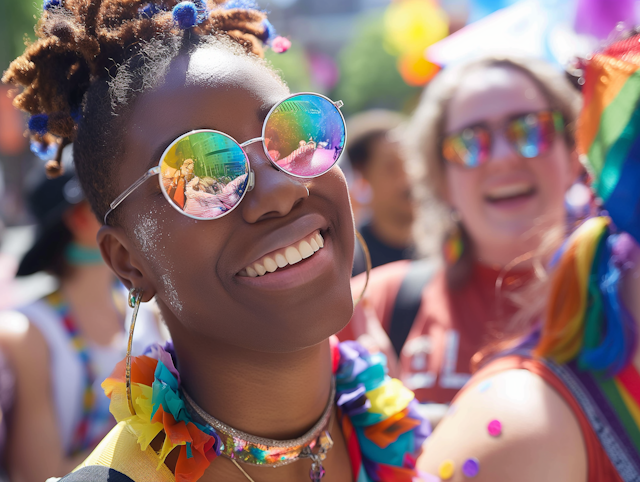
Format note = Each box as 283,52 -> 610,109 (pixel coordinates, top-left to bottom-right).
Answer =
417,29 -> 640,482
0,162 -> 166,482
347,110 -> 415,276
340,54 -> 583,411
0,349 -> 13,482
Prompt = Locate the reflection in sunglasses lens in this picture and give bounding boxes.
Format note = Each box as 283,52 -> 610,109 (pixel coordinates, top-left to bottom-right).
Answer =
160,131 -> 249,219
264,94 -> 345,177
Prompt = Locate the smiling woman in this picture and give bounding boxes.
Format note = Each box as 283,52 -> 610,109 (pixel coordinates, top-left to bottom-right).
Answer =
341,55 -> 583,407
2,1 -> 428,481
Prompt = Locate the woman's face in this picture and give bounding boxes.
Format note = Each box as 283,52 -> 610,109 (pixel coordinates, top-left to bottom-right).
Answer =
103,46 -> 355,352
443,66 -> 576,264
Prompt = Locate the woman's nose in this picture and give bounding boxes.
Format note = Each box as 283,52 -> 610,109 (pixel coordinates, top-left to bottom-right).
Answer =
240,148 -> 309,223
489,130 -> 518,165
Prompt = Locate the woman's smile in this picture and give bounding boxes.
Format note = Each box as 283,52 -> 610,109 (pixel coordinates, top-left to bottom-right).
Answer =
235,230 -> 333,291
237,231 -> 325,277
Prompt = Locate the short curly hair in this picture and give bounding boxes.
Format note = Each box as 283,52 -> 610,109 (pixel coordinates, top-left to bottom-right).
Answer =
3,0 -> 285,224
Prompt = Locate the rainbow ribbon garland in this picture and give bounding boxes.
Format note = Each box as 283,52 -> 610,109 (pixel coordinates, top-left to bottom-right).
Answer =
101,338 -> 430,482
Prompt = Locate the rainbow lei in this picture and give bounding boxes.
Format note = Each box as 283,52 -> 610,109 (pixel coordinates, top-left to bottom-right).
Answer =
102,344 -> 221,482
334,340 -> 431,481
102,338 -> 429,482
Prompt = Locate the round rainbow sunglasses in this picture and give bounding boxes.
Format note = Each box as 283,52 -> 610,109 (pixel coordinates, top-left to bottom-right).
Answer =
104,92 -> 346,224
441,110 -> 564,168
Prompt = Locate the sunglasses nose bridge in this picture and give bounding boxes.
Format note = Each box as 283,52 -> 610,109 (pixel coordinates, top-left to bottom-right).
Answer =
490,127 -> 517,162
240,137 -> 263,148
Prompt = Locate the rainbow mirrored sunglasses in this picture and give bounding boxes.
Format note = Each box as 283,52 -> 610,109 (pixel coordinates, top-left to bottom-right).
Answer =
104,92 -> 346,224
442,110 -> 564,168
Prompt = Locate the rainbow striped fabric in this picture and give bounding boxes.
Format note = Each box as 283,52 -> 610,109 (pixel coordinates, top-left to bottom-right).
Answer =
576,33 -> 640,243
530,31 -> 640,479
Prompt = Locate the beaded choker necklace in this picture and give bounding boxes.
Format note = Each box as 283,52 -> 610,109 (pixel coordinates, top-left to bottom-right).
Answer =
182,379 -> 335,481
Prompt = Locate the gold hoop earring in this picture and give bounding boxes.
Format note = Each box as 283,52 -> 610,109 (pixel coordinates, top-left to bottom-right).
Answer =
353,231 -> 371,306
126,287 -> 143,416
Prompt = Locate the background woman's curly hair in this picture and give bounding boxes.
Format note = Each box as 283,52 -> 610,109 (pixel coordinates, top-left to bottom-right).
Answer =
2,0 -> 286,224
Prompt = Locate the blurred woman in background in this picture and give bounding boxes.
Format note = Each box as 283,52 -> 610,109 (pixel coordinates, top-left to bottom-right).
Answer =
341,54 -> 583,408
417,29 -> 640,482
0,164 -> 165,481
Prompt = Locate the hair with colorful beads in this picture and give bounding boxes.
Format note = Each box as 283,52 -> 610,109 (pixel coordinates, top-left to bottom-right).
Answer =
2,0 -> 290,224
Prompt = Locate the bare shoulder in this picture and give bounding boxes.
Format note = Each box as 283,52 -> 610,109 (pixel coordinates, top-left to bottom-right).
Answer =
0,310 -> 49,378
417,368 -> 588,482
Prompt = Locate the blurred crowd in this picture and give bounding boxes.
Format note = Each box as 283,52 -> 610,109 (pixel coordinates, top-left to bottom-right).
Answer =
0,0 -> 638,481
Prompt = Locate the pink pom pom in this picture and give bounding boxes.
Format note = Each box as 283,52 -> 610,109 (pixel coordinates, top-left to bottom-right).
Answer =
271,36 -> 291,53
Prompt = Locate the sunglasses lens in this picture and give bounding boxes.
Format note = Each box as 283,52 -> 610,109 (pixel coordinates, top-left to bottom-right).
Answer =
442,127 -> 491,167
264,94 -> 346,177
160,131 -> 250,219
507,112 -> 557,158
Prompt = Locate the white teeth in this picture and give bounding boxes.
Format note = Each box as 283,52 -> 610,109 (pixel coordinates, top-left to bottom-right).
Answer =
275,253 -> 288,268
299,240 -> 314,259
263,257 -> 278,272
285,246 -> 303,265
240,231 -> 325,277
486,183 -> 533,199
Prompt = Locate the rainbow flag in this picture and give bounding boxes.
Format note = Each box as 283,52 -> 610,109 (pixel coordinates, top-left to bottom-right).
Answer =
576,35 -> 640,242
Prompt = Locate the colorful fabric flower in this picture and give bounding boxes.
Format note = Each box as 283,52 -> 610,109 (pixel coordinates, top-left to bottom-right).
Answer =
335,339 -> 431,481
102,343 -> 221,482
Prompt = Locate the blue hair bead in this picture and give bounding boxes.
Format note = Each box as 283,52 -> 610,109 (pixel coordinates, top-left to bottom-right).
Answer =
223,0 -> 262,11
173,2 -> 199,29
30,139 -> 57,161
192,0 -> 209,22
70,107 -> 82,123
43,0 -> 61,10
140,3 -> 161,18
261,19 -> 277,43
29,114 -> 49,135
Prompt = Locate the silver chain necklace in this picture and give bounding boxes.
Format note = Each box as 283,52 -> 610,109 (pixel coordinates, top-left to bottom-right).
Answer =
182,379 -> 336,482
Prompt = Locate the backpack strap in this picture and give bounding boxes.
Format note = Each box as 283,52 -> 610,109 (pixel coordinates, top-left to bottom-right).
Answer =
388,259 -> 437,356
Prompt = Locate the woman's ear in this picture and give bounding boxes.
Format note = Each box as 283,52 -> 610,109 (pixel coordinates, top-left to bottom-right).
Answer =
97,225 -> 157,302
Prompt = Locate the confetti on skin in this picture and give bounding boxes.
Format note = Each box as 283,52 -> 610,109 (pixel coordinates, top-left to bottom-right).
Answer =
462,458 -> 480,477
438,460 -> 455,480
488,419 -> 502,437
447,404 -> 457,416
478,380 -> 492,393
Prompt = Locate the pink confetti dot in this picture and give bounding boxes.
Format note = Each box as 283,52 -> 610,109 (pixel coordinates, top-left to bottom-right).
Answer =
487,419 -> 502,437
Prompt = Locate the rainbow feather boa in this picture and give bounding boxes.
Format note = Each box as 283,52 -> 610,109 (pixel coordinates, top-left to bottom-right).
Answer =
101,338 -> 429,482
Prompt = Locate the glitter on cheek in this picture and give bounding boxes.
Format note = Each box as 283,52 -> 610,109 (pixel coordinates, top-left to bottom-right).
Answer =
133,212 -> 183,314
134,214 -> 158,255
161,273 -> 184,313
